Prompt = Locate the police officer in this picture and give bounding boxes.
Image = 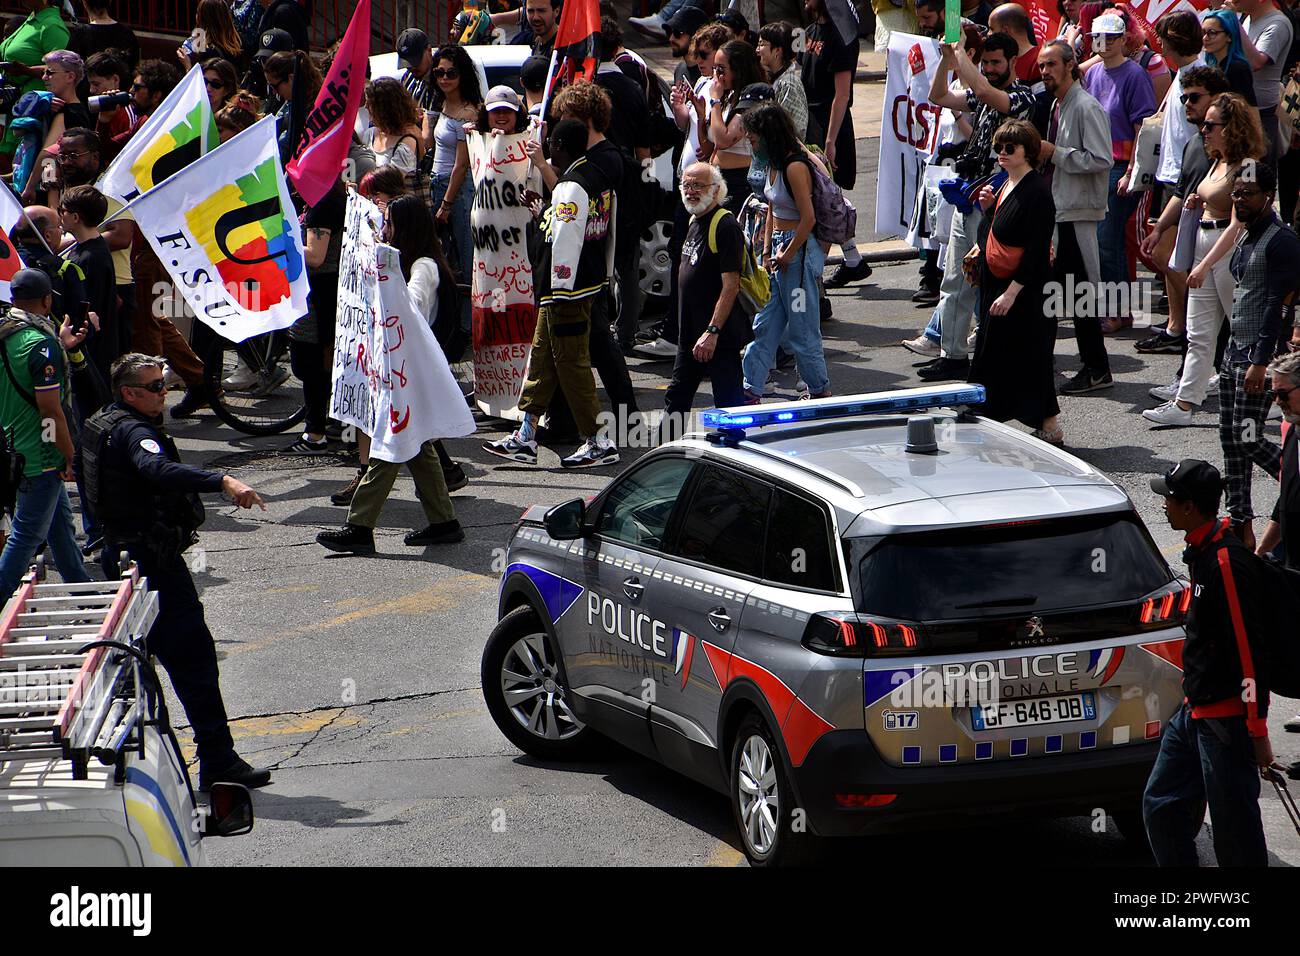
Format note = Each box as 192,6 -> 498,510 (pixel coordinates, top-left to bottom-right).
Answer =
1143,458 -> 1283,866
82,353 -> 271,791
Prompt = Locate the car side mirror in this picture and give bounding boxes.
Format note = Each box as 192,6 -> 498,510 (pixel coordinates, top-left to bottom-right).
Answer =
543,498 -> 588,540
204,782 -> 254,837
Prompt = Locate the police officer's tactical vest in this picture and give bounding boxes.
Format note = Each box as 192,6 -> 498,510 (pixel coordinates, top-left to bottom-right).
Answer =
81,406 -> 135,528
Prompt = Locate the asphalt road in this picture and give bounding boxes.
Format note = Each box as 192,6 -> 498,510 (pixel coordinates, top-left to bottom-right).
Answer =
118,249 -> 1293,868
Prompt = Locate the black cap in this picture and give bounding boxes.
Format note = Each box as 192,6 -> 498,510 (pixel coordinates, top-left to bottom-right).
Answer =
1151,458 -> 1224,501
520,54 -> 550,93
256,28 -> 294,62
396,28 -> 430,70
10,268 -> 51,301
736,82 -> 775,111
666,3 -> 710,37
715,9 -> 749,32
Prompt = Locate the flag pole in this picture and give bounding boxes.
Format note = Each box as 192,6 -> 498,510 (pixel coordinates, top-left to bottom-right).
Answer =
536,49 -> 559,143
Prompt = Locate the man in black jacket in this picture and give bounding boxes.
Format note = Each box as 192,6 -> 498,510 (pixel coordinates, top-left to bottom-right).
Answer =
1143,458 -> 1282,866
254,0 -> 309,54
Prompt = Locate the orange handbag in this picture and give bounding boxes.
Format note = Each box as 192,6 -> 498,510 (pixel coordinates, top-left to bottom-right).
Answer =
984,185 -> 1024,280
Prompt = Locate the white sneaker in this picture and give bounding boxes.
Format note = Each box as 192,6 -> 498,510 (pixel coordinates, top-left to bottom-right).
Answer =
902,335 -> 941,357
1268,403 -> 1283,421
249,364 -> 290,397
1149,381 -> 1179,402
561,438 -> 620,468
1142,401 -> 1194,427
222,359 -> 258,391
633,336 -> 678,359
628,13 -> 667,38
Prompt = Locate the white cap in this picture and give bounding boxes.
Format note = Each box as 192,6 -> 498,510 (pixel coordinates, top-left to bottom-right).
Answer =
1091,13 -> 1126,36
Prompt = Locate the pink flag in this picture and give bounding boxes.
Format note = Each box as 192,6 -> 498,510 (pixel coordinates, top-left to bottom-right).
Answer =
286,0 -> 370,207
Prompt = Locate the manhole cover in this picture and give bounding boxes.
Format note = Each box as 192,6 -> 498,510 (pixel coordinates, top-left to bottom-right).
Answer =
207,449 -> 356,472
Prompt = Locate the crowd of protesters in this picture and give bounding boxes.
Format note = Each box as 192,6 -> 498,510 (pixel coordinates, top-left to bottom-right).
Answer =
0,0 -> 1296,843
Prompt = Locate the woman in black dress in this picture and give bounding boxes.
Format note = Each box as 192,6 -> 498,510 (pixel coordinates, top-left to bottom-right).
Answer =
971,119 -> 1063,444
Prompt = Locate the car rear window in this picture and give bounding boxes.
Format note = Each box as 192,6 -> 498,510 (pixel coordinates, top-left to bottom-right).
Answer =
852,514 -> 1170,620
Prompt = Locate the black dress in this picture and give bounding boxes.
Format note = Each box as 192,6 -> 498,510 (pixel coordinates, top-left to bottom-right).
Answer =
970,169 -> 1060,428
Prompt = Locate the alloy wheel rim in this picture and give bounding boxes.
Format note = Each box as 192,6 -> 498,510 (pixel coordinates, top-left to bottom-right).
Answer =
500,634 -> 584,740
737,733 -> 779,855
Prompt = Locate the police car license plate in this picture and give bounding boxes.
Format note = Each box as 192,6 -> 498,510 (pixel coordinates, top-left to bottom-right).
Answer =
971,691 -> 1096,731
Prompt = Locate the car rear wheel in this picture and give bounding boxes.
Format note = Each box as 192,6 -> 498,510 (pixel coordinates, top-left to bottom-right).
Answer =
728,714 -> 818,866
481,606 -> 594,760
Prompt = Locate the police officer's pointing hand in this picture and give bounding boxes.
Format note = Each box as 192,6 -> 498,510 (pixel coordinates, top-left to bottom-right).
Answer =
221,475 -> 266,511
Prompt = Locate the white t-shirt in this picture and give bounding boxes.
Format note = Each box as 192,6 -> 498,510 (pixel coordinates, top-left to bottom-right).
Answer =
1157,60 -> 1202,186
1247,10 -> 1292,110
407,257 -> 440,328
678,74 -> 714,178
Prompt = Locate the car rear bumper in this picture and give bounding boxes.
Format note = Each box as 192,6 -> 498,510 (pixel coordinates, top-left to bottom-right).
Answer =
792,730 -> 1158,837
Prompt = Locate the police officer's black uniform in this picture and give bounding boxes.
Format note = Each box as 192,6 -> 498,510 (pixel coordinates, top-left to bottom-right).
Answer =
81,401 -> 267,788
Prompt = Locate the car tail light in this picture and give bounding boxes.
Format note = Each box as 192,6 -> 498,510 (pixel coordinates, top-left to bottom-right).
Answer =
1138,582 -> 1191,627
803,613 -> 926,657
835,793 -> 897,809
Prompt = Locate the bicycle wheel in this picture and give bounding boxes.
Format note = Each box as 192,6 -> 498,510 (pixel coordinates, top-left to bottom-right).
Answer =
204,332 -> 307,436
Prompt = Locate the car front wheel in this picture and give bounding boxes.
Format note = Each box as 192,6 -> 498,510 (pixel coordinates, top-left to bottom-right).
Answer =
481,606 -> 594,760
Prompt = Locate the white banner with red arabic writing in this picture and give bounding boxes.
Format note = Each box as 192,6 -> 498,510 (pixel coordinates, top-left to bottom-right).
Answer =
467,128 -> 542,421
875,33 -> 944,239
331,191 -> 474,463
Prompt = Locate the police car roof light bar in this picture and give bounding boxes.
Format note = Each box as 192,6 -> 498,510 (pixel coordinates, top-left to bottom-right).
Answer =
700,385 -> 987,434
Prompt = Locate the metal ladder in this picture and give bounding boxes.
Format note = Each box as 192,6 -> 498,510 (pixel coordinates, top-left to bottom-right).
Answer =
0,562 -> 159,780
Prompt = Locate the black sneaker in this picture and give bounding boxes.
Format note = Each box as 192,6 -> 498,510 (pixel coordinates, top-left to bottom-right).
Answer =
820,296 -> 833,322
1134,330 -> 1185,354
823,259 -> 873,288
912,286 -> 941,305
916,357 -> 969,382
443,463 -> 468,492
80,534 -> 104,558
198,756 -> 272,791
283,434 -> 329,455
1058,368 -> 1114,395
404,521 -> 465,546
169,386 -> 211,419
317,523 -> 376,555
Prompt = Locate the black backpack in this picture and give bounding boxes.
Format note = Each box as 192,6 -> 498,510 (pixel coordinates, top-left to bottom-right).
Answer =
1253,554 -> 1300,699
432,264 -> 468,364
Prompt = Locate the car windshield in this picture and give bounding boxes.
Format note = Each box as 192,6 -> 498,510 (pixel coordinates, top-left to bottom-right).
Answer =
851,514 -> 1170,620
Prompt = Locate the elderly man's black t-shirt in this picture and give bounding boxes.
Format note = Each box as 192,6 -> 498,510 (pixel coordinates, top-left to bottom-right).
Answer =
678,207 -> 750,351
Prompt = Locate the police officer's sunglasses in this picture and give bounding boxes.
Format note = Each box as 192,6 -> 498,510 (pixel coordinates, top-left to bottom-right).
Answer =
126,378 -> 167,393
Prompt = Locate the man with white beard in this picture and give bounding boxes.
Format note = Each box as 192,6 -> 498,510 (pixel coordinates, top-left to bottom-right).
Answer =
656,162 -> 749,445
1257,349 -> 1300,751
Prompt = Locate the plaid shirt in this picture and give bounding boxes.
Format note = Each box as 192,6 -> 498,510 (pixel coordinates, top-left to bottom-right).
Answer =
1227,214 -> 1300,367
772,63 -> 808,142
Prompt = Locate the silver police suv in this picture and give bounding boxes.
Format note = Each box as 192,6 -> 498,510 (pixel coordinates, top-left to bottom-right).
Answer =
481,386 -> 1189,865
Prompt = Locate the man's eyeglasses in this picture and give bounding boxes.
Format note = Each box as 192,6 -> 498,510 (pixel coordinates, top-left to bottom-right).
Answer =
125,378 -> 167,394
680,181 -> 713,193
432,67 -> 459,79
1180,91 -> 1206,104
1230,186 -> 1265,199
1275,385 -> 1297,402
129,81 -> 147,92
56,149 -> 90,162
670,28 -> 687,38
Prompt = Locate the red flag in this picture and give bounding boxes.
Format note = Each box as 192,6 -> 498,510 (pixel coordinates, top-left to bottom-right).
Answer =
286,0 -> 370,207
552,0 -> 601,85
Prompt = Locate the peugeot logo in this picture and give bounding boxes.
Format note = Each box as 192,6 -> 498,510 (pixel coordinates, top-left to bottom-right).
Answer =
1026,616 -> 1045,638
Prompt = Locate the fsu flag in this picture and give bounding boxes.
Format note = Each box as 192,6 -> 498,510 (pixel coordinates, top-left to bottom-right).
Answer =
286,0 -> 370,206
0,185 -> 28,302
552,0 -> 601,84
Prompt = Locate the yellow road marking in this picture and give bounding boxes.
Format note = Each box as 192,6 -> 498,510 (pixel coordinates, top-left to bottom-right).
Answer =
706,840 -> 745,867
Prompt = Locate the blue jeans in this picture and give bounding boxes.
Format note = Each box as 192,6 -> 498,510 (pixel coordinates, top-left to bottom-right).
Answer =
655,0 -> 686,18
0,470 -> 92,601
924,306 -> 941,343
1143,702 -> 1267,866
743,231 -> 829,395
430,172 -> 474,288
1097,161 -> 1139,290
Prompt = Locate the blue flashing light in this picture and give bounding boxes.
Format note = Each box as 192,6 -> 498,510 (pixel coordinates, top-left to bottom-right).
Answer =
699,385 -> 986,432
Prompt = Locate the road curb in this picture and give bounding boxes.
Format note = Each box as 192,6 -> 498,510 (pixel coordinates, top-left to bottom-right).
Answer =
826,244 -> 920,267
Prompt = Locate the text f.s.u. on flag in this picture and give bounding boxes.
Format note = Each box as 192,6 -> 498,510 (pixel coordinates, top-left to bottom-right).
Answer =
116,115 -> 308,342
96,65 -> 218,204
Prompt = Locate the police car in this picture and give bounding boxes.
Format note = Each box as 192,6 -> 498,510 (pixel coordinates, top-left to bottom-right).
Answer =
481,387 -> 1188,865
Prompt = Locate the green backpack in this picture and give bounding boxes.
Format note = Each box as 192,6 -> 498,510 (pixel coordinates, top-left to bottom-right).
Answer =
705,207 -> 771,318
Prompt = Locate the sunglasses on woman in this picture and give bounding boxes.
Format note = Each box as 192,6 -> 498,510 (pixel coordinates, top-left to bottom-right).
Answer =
432,68 -> 459,79
126,378 -> 168,394
994,142 -> 1021,154
205,77 -> 227,89
1200,119 -> 1225,131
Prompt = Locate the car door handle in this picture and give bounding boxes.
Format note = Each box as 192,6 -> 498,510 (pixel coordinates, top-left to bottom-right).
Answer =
622,577 -> 645,601
707,606 -> 731,632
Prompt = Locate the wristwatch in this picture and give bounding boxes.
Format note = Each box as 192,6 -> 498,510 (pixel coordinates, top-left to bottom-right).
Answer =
705,325 -> 721,335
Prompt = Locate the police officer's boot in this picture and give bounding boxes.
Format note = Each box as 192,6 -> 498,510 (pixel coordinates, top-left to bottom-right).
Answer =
199,756 -> 272,791
317,523 -> 376,555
